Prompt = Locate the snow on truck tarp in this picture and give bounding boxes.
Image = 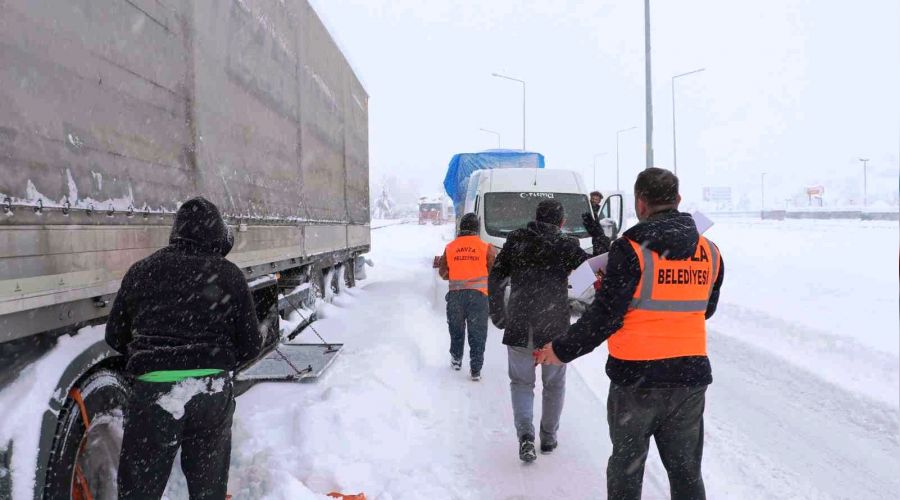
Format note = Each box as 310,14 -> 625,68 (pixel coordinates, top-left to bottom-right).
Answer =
0,0 -> 368,223
442,150 -> 545,209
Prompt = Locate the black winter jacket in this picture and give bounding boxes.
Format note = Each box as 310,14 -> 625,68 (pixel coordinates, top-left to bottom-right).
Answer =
488,221 -> 590,348
106,198 -> 264,376
552,210 -> 724,388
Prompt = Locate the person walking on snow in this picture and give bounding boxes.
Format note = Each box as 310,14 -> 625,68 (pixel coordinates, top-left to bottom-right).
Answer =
537,168 -> 724,500
583,190 -> 612,256
488,199 -> 589,462
106,197 -> 264,499
438,213 -> 496,380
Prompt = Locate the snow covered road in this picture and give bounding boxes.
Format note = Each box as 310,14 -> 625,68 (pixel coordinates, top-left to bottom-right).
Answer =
223,219 -> 899,499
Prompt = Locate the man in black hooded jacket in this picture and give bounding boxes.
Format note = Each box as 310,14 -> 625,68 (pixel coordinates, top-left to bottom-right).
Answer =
538,168 -> 724,500
582,191 -> 612,256
488,199 -> 589,462
107,197 -> 263,499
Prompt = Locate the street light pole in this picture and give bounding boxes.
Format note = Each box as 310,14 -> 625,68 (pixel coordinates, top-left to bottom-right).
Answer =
859,158 -> 869,206
593,153 -> 608,190
671,68 -> 705,176
616,127 -> 638,191
479,128 -> 501,148
492,73 -> 526,150
644,0 -> 654,169
761,172 -> 767,211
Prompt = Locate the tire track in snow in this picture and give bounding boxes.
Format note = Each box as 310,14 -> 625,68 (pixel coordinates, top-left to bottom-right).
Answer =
703,331 -> 900,499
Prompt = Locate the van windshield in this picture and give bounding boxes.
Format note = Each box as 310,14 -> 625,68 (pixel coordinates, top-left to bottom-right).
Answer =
483,192 -> 591,238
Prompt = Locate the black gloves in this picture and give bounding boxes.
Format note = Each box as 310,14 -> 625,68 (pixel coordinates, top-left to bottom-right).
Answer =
582,212 -> 600,237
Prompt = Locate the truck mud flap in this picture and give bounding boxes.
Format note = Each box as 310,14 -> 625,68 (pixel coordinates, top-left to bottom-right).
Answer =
235,344 -> 342,384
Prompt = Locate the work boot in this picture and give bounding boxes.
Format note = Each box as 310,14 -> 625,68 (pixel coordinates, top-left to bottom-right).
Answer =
540,436 -> 558,454
470,370 -> 481,381
450,356 -> 462,371
519,435 -> 537,463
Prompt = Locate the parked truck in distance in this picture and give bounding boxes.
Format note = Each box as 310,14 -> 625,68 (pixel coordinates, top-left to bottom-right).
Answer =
0,1 -> 369,498
417,196 -> 451,225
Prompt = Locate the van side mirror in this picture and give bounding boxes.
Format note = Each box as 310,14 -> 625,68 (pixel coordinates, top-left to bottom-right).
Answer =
599,194 -> 624,239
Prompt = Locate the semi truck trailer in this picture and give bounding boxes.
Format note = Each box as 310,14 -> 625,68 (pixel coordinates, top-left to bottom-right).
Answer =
0,1 -> 369,498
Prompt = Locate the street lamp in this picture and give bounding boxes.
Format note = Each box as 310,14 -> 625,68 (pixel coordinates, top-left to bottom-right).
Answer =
479,128 -> 501,148
671,68 -> 705,175
761,172 -> 767,212
859,158 -> 869,207
644,0 -> 654,170
492,73 -> 526,150
616,127 -> 638,191
593,153 -> 608,190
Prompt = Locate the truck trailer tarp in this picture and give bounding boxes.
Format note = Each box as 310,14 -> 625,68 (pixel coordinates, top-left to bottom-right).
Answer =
442,150 -> 545,213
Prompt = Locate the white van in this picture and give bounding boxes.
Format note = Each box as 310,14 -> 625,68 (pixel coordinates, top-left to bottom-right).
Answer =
462,168 -> 623,250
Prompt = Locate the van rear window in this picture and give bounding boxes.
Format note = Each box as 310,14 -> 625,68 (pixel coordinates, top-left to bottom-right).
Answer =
483,193 -> 590,238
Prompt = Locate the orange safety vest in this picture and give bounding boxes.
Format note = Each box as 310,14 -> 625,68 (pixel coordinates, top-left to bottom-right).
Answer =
445,235 -> 491,295
608,236 -> 721,361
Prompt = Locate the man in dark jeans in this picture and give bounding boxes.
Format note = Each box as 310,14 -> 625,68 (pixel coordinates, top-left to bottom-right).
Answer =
538,168 -> 724,500
438,213 -> 496,380
106,197 -> 263,499
489,199 -> 589,462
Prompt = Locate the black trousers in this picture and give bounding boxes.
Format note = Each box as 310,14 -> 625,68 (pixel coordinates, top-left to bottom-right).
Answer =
446,290 -> 489,372
118,374 -> 235,500
607,383 -> 707,500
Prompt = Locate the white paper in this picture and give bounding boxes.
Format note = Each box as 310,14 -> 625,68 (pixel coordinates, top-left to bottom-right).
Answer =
568,261 -> 598,297
568,252 -> 608,297
588,253 -> 609,273
692,210 -> 714,234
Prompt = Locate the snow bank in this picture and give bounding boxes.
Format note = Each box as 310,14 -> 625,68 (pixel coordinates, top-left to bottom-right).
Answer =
705,218 -> 899,406
0,326 -> 106,500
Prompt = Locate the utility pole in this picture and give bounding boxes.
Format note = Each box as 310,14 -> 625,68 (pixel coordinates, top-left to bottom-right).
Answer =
671,68 -> 705,175
859,158 -> 869,206
761,172 -> 767,212
644,0 -> 654,169
492,73 -> 526,150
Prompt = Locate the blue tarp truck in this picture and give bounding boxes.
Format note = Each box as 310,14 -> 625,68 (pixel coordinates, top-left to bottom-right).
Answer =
442,150 -> 546,223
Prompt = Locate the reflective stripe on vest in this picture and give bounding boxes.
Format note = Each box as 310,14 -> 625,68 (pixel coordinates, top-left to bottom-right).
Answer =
629,240 -> 720,312
446,235 -> 490,295
608,236 -> 720,361
449,277 -> 488,292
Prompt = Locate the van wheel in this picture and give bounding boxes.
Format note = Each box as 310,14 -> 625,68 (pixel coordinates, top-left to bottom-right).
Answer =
43,369 -> 130,500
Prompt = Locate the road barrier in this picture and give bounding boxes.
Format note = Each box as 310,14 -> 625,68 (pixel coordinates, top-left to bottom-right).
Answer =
710,211 -> 898,221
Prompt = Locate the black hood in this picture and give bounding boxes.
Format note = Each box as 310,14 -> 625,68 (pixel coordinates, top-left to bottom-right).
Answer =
623,210 -> 698,260
169,197 -> 233,256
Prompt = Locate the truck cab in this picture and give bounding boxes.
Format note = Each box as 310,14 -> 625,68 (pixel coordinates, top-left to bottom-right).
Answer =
462,168 -> 622,250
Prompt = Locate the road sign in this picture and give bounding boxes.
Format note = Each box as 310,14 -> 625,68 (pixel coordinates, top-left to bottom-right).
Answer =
702,187 -> 732,202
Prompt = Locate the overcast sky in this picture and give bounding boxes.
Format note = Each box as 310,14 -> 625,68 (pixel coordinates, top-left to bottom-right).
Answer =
310,0 -> 899,208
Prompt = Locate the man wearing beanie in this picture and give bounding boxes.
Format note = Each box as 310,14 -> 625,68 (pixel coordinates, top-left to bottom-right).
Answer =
438,213 -> 497,380
488,199 -> 589,462
106,197 -> 263,499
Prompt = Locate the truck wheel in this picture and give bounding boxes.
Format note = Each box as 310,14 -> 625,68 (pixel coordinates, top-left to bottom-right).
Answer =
302,266 -> 323,309
344,259 -> 356,289
43,369 -> 130,500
